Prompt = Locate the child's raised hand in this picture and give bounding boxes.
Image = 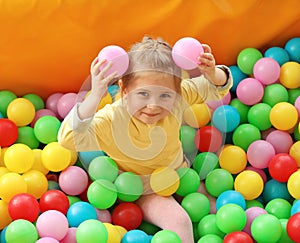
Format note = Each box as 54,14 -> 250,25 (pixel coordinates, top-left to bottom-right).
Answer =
197,44 -> 217,81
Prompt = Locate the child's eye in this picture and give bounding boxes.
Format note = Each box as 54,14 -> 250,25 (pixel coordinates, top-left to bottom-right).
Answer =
137,91 -> 149,97
160,93 -> 172,99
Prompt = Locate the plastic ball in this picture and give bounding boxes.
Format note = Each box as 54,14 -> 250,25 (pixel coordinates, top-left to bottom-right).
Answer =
5,219 -> 38,243
263,179 -> 291,203
102,223 -> 122,243
286,212 -> 300,242
247,140 -> 275,169
97,45 -> 129,77
219,145 -> 247,174
152,229 -> 181,243
243,206 -> 267,235
223,231 -> 253,243
266,130 -> 293,154
229,98 -> 250,124
291,200 -> 300,216
205,168 -> 234,197
78,150 -> 106,169
57,92 -> 78,119
59,166 -> 89,196
287,171 -> 300,199
247,103 -> 272,131
34,115 -> 61,144
290,141 -> 300,166
150,166 -> 180,196
0,172 -> 27,202
270,102 -> 298,131
212,105 -> 240,133
87,179 -> 117,209
229,65 -> 248,91
8,193 -> 40,222
234,170 -> 264,200
0,90 -> 17,117
31,108 -> 57,127
194,126 -> 223,152
36,210 -> 69,241
236,78 -> 264,106
288,88 -> 300,104
279,61 -> 300,89
88,155 -> 118,181
0,200 -> 12,230
23,93 -> 45,111
197,214 -> 225,238
264,46 -> 290,66
245,166 -> 267,183
39,189 -> 70,214
45,92 -> 63,116
253,57 -> 280,85
0,118 -> 18,147
216,190 -> 246,211
216,204 -> 247,234
206,92 -> 231,111
192,152 -> 219,180
15,126 -> 40,149
285,37 -> 300,62
121,229 -> 149,243
251,214 -> 282,243
96,209 -> 112,223
183,103 -> 211,128
138,221 -> 160,236
232,124 -> 261,151
278,219 -> 295,243
67,201 -> 98,227
262,83 -> 289,107
30,149 -> 49,175
41,142 -> 71,172
114,172 -> 143,202
60,227 -> 77,243
295,96 -> 300,116
197,234 -> 223,243
179,125 -> 198,154
176,167 -> 200,197
265,198 -> 291,219
237,47 -> 263,75
76,219 -> 108,243
22,170 -> 48,199
36,237 -> 60,243
7,97 -> 35,126
172,37 -> 204,70
111,202 -> 143,231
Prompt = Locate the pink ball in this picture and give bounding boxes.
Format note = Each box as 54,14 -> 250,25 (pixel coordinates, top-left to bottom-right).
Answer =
294,96 -> 300,117
245,166 -> 267,183
236,78 -> 264,105
247,140 -> 276,169
96,208 -> 112,223
36,210 -> 69,241
58,166 -> 89,196
98,45 -> 129,77
266,130 -> 294,154
206,92 -> 231,110
31,108 -> 57,127
172,37 -> 204,70
46,93 -> 63,116
36,237 -> 59,243
253,57 -> 281,85
57,92 -> 78,119
60,228 -> 77,243
244,207 -> 268,235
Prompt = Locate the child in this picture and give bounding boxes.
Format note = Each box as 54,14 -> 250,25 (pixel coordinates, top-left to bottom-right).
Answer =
58,36 -> 232,242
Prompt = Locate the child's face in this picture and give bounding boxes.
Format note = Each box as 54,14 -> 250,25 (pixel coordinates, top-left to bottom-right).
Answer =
122,72 -> 177,124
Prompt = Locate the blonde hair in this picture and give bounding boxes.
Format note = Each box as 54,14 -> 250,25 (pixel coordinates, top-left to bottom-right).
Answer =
121,36 -> 182,93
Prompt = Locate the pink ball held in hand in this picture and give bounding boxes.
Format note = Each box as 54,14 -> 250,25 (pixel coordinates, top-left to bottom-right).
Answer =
97,45 -> 129,77
172,37 -> 204,70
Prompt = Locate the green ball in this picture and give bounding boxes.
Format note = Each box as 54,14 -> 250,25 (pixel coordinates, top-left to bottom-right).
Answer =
197,234 -> 223,243
277,219 -> 295,243
5,219 -> 38,243
192,152 -> 219,180
88,156 -> 118,182
87,179 -> 117,209
181,192 -> 210,222
232,124 -> 261,151
294,126 -> 300,141
76,219 -> 108,243
16,126 -> 40,149
198,214 -> 225,238
138,221 -> 160,235
23,93 -> 45,111
68,195 -> 81,206
176,167 -> 200,197
237,47 -> 263,75
180,125 -> 197,154
216,204 -> 246,234
288,88 -> 300,104
0,90 -> 17,117
229,98 -> 250,124
33,115 -> 61,144
262,83 -> 289,107
151,229 -> 181,243
251,214 -> 282,242
247,103 -> 272,131
246,199 -> 264,209
265,198 -> 291,219
205,168 -> 234,197
114,172 -> 143,202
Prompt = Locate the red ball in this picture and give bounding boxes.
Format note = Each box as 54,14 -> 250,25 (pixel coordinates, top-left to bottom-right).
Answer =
223,231 -> 254,243
0,118 -> 18,147
8,193 -> 40,222
111,202 -> 143,230
268,153 -> 298,182
287,212 -> 300,242
194,125 -> 223,152
39,189 -> 70,214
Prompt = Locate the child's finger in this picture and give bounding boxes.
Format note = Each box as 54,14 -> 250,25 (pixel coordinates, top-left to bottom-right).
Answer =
201,44 -> 212,53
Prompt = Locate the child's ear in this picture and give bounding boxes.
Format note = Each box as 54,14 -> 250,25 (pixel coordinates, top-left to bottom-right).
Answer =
118,79 -> 126,94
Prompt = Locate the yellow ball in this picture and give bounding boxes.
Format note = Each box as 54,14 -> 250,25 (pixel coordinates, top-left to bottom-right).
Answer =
4,143 -> 34,173
0,167 -> 9,178
69,150 -> 79,166
41,142 -> 71,172
0,200 -> 12,230
7,98 -> 36,126
0,147 -> 7,167
31,149 -> 49,175
270,102 -> 298,131
183,103 -> 211,128
103,223 -> 122,243
287,170 -> 300,199
234,170 -> 263,200
114,225 -> 127,238
290,141 -> 300,167
279,61 -> 300,89
22,170 -> 48,199
0,172 -> 27,202
219,145 -> 247,174
150,167 -> 180,196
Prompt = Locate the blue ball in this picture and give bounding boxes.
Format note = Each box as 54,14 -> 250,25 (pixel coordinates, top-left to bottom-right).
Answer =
262,179 -> 292,203
264,46 -> 290,66
1,226 -> 7,243
285,37 -> 300,62
212,105 -> 240,133
216,190 -> 246,211
291,200 -> 300,216
121,229 -> 150,243
67,201 -> 98,227
229,65 -> 248,91
78,150 -> 106,169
